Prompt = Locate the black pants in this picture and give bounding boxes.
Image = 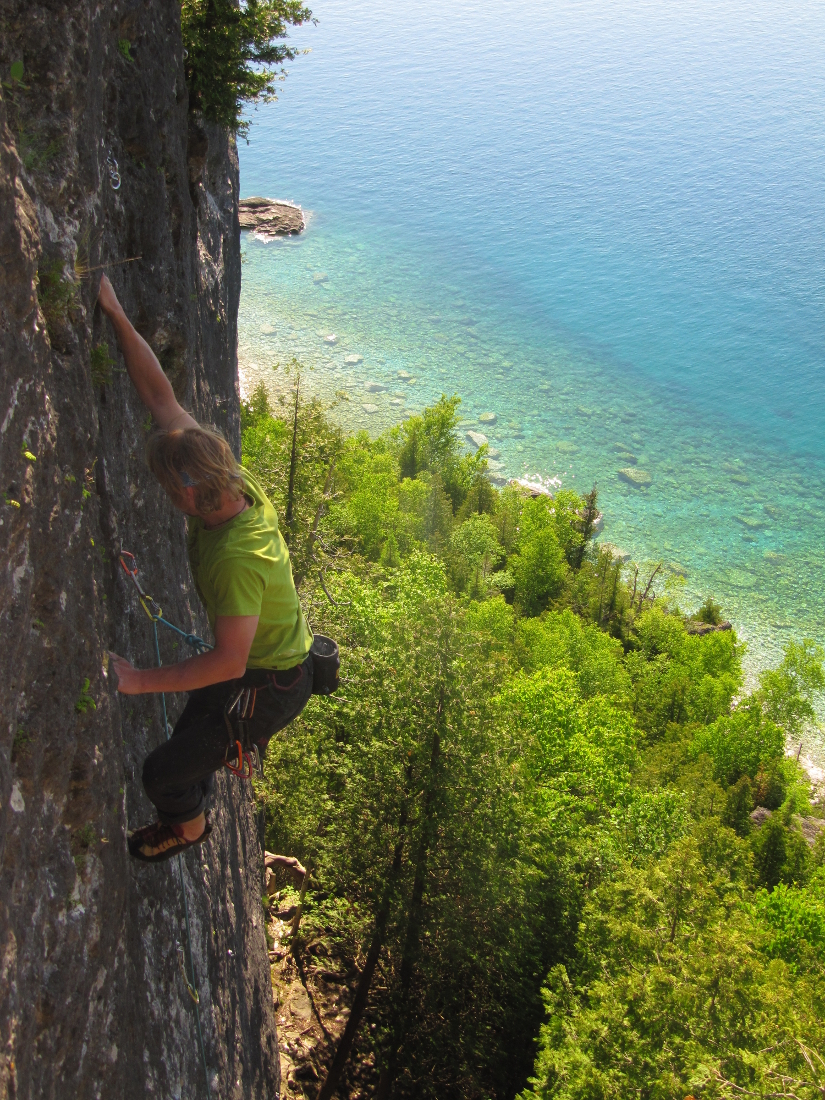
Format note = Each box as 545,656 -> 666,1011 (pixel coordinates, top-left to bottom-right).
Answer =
142,654 -> 313,826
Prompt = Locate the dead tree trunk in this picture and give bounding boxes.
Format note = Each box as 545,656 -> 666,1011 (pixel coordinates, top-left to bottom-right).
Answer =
284,374 -> 300,545
375,692 -> 445,1100
317,803 -> 409,1100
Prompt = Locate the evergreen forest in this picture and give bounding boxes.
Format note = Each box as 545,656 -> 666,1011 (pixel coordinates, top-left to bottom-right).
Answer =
242,380 -> 825,1100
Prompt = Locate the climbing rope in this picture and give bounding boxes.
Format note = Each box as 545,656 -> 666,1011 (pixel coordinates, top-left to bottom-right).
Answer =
119,551 -> 211,1094
119,552 -> 212,654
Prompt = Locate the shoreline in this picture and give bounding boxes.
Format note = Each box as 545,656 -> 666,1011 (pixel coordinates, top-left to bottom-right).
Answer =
237,350 -> 825,781
236,223 -> 825,775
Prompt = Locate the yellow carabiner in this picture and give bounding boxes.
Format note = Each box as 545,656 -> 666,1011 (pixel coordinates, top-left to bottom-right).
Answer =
139,595 -> 162,622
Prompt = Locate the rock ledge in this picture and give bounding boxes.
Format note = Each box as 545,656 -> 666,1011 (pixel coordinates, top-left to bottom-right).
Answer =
239,197 -> 305,236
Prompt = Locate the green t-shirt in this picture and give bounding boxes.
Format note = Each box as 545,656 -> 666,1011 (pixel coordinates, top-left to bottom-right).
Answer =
187,466 -> 313,670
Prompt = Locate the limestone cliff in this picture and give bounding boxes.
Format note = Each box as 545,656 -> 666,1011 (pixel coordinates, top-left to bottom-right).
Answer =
0,2 -> 279,1096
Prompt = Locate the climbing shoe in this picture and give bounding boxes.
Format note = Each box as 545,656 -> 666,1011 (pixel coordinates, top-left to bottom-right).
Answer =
128,818 -> 212,863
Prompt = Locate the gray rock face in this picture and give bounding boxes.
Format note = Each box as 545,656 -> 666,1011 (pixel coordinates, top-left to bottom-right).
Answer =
239,196 -> 305,236
0,4 -> 278,1098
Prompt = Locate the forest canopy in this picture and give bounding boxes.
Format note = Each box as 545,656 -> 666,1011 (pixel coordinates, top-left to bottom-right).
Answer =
243,383 -> 825,1100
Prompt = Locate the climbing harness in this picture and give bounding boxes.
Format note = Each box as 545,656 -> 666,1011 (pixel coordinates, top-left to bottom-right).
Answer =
120,552 -> 265,783
118,550 -> 210,1093
106,150 -> 121,191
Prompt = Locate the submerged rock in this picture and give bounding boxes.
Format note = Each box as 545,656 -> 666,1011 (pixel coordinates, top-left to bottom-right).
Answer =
618,467 -> 652,488
736,514 -> 766,530
345,354 -> 363,365
239,196 -> 305,236
362,403 -> 379,413
478,411 -> 497,424
466,430 -> 488,450
599,542 -> 632,563
364,381 -> 385,393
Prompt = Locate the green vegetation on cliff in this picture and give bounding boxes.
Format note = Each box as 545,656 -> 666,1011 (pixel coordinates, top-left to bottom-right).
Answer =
181,0 -> 313,134
244,384 -> 825,1099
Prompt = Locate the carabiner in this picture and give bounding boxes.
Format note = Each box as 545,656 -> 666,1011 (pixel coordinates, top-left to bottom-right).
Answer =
224,740 -> 252,778
119,551 -> 162,621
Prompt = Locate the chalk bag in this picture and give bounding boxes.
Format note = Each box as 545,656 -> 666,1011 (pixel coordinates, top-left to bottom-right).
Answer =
310,634 -> 340,696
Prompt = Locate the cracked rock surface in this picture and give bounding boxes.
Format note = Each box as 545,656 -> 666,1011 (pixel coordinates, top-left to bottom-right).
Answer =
0,2 -> 278,1096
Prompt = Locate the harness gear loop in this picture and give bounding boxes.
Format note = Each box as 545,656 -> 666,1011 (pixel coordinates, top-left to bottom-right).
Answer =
222,686 -> 258,778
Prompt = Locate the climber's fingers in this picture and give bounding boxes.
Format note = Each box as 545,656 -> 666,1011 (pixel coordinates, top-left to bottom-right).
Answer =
109,651 -> 142,695
97,274 -> 121,318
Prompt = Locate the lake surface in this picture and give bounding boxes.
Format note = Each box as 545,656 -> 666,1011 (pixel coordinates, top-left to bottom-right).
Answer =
237,0 -> 825,747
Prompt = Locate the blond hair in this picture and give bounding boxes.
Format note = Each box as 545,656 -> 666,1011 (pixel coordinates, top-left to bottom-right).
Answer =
146,426 -> 243,514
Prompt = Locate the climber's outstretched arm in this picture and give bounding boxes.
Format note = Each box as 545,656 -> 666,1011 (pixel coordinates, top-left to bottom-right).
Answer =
97,274 -> 199,432
109,614 -> 259,694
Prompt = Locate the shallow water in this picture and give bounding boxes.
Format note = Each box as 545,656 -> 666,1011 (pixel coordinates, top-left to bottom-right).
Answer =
237,0 -> 825,757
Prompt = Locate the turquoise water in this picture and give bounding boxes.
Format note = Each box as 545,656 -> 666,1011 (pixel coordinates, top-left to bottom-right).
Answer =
237,0 -> 825,746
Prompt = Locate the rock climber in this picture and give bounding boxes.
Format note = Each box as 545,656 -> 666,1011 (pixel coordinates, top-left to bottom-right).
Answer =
98,275 -> 314,863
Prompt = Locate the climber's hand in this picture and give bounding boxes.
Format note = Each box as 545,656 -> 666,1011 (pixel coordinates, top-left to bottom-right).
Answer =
109,651 -> 143,694
97,274 -> 122,318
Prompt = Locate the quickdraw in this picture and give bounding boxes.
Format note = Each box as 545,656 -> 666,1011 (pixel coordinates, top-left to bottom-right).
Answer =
223,686 -> 262,779
119,552 -> 212,654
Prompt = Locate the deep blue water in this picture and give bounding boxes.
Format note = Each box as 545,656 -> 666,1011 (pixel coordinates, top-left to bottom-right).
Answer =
237,0 -> 825,725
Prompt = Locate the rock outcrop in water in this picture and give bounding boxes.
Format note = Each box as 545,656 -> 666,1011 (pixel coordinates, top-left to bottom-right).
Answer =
0,3 -> 278,1097
239,196 -> 305,236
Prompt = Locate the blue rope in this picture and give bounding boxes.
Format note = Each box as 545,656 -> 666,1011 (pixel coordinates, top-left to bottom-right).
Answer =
154,614 -> 212,655
151,620 -> 211,1095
